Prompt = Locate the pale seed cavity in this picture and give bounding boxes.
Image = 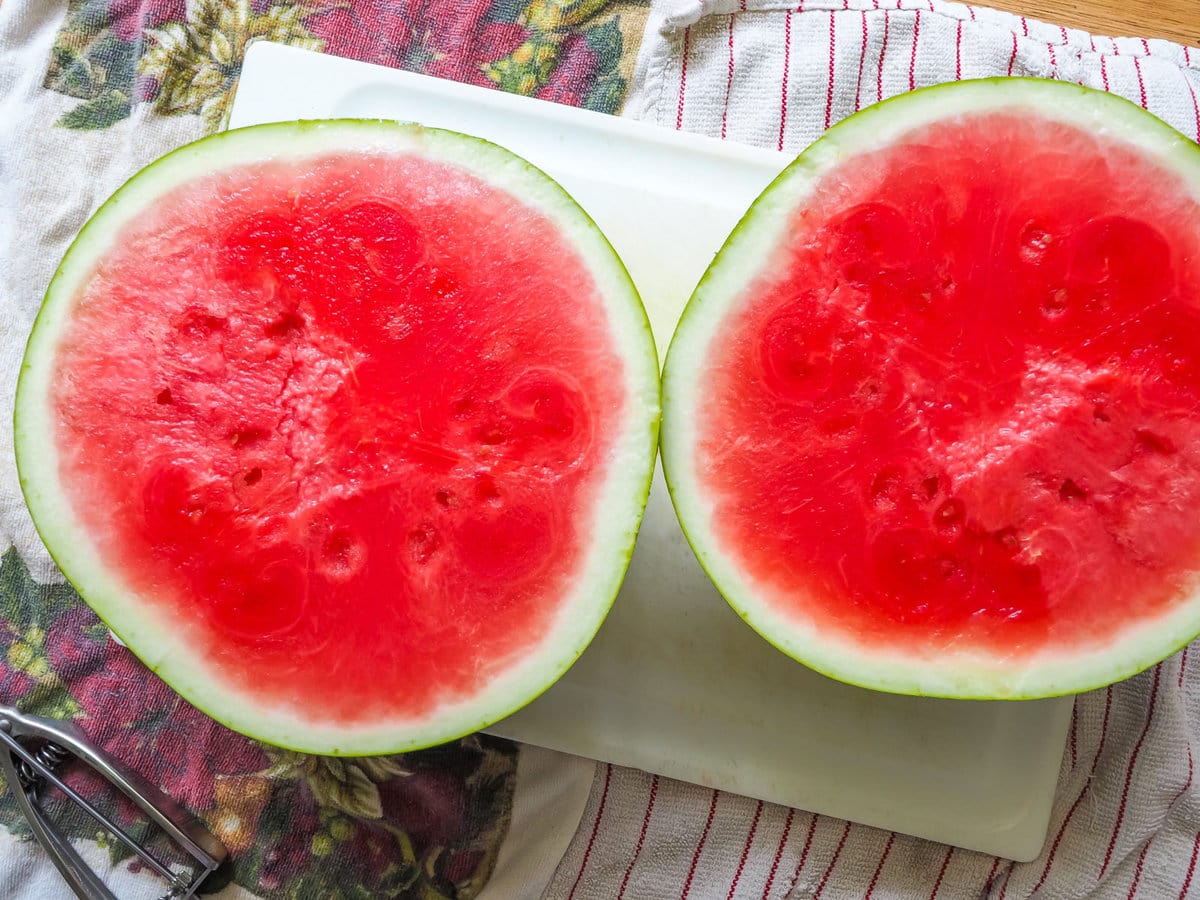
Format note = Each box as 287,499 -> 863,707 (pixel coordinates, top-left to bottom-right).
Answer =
408,523 -> 440,565
176,310 -> 227,338
1058,479 -> 1087,502
230,427 -> 269,447
1019,223 -> 1054,264
1041,288 -> 1069,318
993,527 -> 1020,555
266,311 -> 306,341
475,422 -> 509,445
934,498 -> 964,532
869,468 -> 903,509
319,528 -> 367,579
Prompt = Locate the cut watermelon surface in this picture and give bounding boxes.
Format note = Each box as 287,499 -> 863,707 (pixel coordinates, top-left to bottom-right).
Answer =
16,122 -> 660,753
662,80 -> 1200,698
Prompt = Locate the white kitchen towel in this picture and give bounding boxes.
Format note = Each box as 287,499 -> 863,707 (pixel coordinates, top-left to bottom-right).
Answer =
628,0 -> 1199,152
541,3 -> 1200,898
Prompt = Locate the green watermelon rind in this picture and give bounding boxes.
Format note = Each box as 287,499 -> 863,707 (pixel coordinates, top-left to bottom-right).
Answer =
15,120 -> 661,754
661,78 -> 1200,701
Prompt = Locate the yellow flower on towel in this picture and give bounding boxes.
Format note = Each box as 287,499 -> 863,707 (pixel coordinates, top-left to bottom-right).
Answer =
137,0 -> 322,129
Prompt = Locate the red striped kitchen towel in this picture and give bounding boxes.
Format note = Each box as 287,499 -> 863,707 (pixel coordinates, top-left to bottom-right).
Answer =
539,3 -> 1200,898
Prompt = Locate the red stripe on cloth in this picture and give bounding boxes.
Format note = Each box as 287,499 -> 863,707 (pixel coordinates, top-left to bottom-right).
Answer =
568,764 -> 612,900
1157,747 -> 1197,877
616,775 -> 659,900
727,800 -> 764,899
864,832 -> 896,899
997,862 -> 1014,899
1100,54 -> 1111,91
1112,37 -> 1121,55
762,808 -> 796,899
954,19 -> 963,79
824,10 -> 837,129
682,790 -> 721,899
1132,56 -> 1148,108
1059,25 -> 1069,43
908,9 -> 921,91
1127,839 -> 1152,900
1090,35 -> 1097,52
877,10 -> 891,101
787,814 -> 822,895
928,846 -> 954,900
1036,790 -> 1092,893
814,821 -> 852,899
741,0 -> 747,9
1099,681 -> 1115,750
1181,748 -> 1195,804
1034,686 -> 1114,892
779,11 -> 793,151
1048,42 -> 1057,74
1180,832 -> 1200,899
676,27 -> 691,130
1100,665 -> 1163,878
1020,15 -> 1028,36
1186,75 -> 1200,143
1132,753 -> 1192,891
854,11 -> 869,110
1006,31 -> 1018,77
720,15 -> 735,139
1068,703 -> 1079,770
1186,46 -> 1193,66
967,4 -> 976,19
1141,37 -> 1151,55
984,857 -> 1002,893
1181,645 -> 1191,687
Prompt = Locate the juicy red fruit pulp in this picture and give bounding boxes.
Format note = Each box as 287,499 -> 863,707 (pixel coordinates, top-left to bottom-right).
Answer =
54,151 -> 625,723
701,114 -> 1200,657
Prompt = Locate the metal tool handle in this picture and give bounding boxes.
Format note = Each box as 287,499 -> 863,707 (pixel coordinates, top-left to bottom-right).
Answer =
0,706 -> 228,899
0,722 -> 122,899
0,732 -> 117,899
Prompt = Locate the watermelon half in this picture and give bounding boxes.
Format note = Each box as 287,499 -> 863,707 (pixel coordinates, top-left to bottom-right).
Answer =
16,121 -> 660,754
662,79 -> 1200,699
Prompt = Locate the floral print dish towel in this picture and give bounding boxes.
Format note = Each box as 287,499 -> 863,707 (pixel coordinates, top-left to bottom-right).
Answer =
44,0 -> 649,129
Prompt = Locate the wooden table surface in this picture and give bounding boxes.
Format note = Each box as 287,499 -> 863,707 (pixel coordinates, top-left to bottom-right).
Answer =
983,0 -> 1197,46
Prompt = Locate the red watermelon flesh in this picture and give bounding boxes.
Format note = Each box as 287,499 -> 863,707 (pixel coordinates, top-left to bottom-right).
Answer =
697,113 -> 1200,660
51,151 -> 627,726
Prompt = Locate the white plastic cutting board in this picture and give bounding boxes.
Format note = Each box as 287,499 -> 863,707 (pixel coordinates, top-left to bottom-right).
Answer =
230,41 -> 1073,862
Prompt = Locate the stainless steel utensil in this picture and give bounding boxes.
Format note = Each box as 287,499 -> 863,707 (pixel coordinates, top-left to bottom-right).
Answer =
0,704 -> 227,899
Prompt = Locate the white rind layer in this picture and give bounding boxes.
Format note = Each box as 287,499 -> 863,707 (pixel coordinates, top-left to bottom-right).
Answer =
16,120 -> 660,754
661,79 -> 1200,700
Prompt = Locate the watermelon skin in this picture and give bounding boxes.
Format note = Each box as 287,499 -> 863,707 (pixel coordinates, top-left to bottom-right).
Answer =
16,121 -> 660,754
661,79 -> 1200,700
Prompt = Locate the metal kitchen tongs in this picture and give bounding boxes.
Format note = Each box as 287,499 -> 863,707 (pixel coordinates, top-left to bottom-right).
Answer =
0,704 -> 227,899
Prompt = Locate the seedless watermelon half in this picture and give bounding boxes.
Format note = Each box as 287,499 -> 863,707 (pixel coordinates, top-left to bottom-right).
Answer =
662,79 -> 1200,699
16,121 -> 660,753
